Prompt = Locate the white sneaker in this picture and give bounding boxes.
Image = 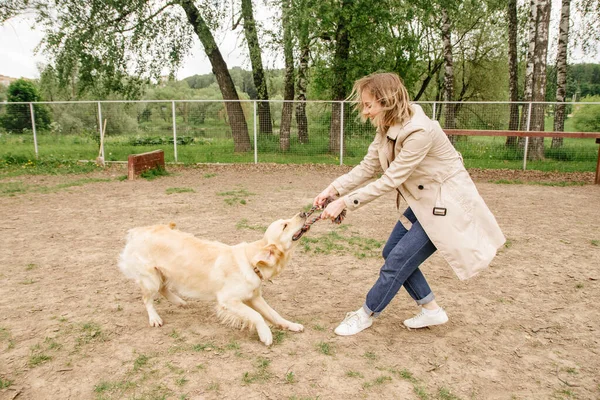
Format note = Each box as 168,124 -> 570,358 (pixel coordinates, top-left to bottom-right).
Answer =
334,308 -> 373,336
403,307 -> 448,329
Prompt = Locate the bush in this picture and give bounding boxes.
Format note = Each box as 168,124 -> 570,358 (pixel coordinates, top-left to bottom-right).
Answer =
0,79 -> 52,133
572,96 -> 600,132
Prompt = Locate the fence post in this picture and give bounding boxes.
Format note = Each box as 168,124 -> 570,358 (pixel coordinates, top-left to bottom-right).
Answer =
172,101 -> 178,163
97,102 -> 105,161
253,101 -> 258,164
339,101 -> 344,166
523,102 -> 532,171
29,103 -> 39,159
432,102 -> 437,120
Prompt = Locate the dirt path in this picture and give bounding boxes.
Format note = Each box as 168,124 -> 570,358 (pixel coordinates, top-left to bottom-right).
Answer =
1,164 -> 599,400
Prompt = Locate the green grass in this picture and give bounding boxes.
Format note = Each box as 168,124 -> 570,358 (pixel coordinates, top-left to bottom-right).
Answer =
166,187 -> 195,195
285,371 -> 296,384
300,228 -> 384,259
346,371 -> 364,378
362,375 -> 392,389
0,377 -> 13,389
1,129 -> 597,172
236,218 -> 267,231
315,341 -> 334,356
490,179 -> 587,186
242,357 -> 273,384
140,166 -> 170,180
217,188 -> 255,205
0,177 -> 110,197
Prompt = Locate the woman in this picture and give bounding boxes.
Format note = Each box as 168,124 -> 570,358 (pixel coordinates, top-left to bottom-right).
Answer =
314,72 -> 505,336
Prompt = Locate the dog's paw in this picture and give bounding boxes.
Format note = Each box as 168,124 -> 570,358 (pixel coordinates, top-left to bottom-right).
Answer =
149,316 -> 163,327
257,326 -> 273,346
286,322 -> 304,332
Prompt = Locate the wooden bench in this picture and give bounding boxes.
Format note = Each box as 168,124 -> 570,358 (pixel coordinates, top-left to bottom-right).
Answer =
127,149 -> 165,180
445,130 -> 600,185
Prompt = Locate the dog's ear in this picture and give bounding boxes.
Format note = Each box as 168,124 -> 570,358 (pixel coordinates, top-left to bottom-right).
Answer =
252,244 -> 284,268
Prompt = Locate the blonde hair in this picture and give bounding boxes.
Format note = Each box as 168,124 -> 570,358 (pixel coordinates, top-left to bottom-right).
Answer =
347,72 -> 413,133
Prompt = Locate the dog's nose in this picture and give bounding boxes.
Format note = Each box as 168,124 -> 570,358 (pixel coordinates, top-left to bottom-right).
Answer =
299,212 -> 307,218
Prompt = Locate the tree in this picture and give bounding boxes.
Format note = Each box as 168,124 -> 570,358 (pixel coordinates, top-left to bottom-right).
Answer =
521,0 -> 551,161
2,0 -> 252,151
441,7 -> 456,139
279,0 -> 295,151
552,0 -> 571,149
506,0 -> 520,148
1,79 -> 51,134
240,0 -> 273,135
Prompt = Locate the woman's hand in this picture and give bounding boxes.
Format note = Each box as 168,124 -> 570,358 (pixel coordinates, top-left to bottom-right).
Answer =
321,198 -> 346,220
313,185 -> 338,208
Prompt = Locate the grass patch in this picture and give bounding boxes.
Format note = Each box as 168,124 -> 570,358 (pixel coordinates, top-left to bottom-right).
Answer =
363,351 -> 378,360
26,263 -> 37,270
76,322 -> 106,347
301,229 -> 384,259
591,240 -> 599,247
315,341 -> 334,356
388,367 -> 431,400
192,342 -> 223,353
203,173 -> 217,178
140,166 -> 170,180
272,329 -> 288,345
346,371 -> 364,378
0,177 -> 110,197
242,357 -> 273,384
166,187 -> 195,195
133,354 -> 150,371
438,387 -> 462,400
93,380 -> 136,394
285,371 -> 296,384
362,375 -> 392,389
218,188 -> 255,205
0,377 -> 13,389
28,352 -> 52,367
235,218 -> 267,231
490,179 -> 587,186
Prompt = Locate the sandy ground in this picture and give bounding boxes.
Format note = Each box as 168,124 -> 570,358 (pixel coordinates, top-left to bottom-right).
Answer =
0,164 -> 599,400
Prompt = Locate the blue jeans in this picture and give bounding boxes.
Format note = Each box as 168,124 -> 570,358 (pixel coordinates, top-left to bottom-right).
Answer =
363,208 -> 437,316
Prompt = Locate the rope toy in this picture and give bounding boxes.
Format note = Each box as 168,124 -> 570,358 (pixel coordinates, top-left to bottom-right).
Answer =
293,197 -> 346,241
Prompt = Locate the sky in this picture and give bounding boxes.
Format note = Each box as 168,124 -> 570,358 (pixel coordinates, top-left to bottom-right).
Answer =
0,1 -> 598,81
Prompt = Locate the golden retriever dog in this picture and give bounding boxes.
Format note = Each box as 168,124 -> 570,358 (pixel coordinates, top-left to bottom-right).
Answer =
118,213 -> 308,346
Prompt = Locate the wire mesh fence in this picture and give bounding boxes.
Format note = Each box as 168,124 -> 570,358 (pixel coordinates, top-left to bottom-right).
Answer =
0,99 -> 599,172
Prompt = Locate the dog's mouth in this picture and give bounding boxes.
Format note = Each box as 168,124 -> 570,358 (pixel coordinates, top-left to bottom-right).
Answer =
292,226 -> 308,241
292,213 -> 309,241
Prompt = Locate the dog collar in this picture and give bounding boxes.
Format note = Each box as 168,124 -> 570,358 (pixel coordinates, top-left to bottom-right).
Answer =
253,266 -> 264,280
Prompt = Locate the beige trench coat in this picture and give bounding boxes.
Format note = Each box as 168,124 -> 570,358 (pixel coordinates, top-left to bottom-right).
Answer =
331,104 -> 505,280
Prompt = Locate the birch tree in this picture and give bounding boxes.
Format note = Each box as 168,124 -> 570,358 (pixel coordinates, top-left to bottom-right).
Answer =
506,0 -> 520,148
552,0 -> 571,149
522,0 -> 551,160
441,7 -> 456,143
279,0 -> 295,151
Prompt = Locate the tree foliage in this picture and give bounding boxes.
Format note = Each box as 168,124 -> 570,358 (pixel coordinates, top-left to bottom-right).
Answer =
1,79 -> 51,133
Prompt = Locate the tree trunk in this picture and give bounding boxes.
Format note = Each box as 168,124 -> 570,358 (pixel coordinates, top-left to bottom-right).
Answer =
520,0 -> 538,135
295,9 -> 309,145
280,0 -> 294,151
528,0 -> 552,161
552,0 -> 570,149
241,0 -> 273,135
506,0 -> 519,148
329,0 -> 351,155
441,8 -> 456,144
178,0 -> 251,152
